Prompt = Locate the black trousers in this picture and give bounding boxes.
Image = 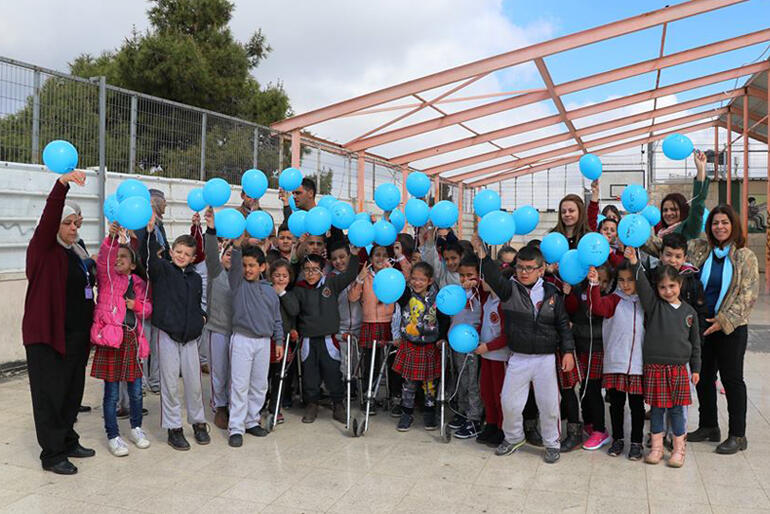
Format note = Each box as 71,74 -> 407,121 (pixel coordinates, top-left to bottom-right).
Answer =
580,379 -> 606,432
561,388 -> 580,423
696,325 -> 748,437
608,388 -> 644,443
302,337 -> 344,403
26,332 -> 90,468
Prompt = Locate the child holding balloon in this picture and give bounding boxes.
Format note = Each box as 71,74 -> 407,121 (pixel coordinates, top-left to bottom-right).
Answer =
627,247 -> 700,468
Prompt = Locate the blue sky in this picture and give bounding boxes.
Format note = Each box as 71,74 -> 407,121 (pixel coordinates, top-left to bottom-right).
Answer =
499,0 -> 770,109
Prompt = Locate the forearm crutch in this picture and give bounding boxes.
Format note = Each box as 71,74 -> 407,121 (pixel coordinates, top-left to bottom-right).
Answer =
267,333 -> 292,432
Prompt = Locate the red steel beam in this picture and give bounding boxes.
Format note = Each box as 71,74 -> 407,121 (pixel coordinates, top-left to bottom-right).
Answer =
392,61 -> 769,165
449,108 -> 726,183
534,57 -> 586,152
648,22 -> 668,138
716,120 -> 767,144
467,119 -> 717,187
344,28 -> 770,152
427,89 -> 741,177
742,93 -> 749,240
272,0 -> 744,132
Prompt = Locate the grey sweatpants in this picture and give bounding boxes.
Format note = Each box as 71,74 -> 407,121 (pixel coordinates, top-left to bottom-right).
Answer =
452,350 -> 483,421
144,321 -> 160,391
158,330 -> 206,429
501,353 -> 561,449
203,328 -> 231,409
228,333 -> 271,435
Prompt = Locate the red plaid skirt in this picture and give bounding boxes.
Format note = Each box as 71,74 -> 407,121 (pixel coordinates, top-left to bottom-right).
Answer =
643,364 -> 691,408
392,341 -> 441,382
359,322 -> 392,348
603,373 -> 643,396
556,351 -> 580,389
91,327 -> 143,382
577,350 -> 604,381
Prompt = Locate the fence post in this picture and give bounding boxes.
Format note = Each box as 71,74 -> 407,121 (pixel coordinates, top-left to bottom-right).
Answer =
253,127 -> 259,168
278,135 -> 284,174
200,113 -> 207,181
98,76 -> 107,242
31,70 -> 41,163
129,95 -> 137,174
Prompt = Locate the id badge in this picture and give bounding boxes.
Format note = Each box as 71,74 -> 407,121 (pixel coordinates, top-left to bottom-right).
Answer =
85,286 -> 94,300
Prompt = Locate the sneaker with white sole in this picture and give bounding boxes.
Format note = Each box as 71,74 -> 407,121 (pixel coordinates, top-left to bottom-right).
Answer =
108,436 -> 129,457
129,427 -> 151,449
583,430 -> 611,450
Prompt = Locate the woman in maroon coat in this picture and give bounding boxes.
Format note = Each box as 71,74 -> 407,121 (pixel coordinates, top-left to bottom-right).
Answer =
23,170 -> 97,475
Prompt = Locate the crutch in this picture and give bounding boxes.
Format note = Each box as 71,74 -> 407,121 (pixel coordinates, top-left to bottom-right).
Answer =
360,339 -> 379,436
296,337 -> 304,402
363,342 -> 396,435
266,333 -> 292,432
345,334 -> 362,437
439,340 -> 451,443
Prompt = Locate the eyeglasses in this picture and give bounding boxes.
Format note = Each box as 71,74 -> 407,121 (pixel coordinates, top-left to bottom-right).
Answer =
303,267 -> 322,274
515,264 -> 543,273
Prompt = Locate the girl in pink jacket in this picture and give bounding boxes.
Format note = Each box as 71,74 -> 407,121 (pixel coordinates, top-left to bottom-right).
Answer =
90,222 -> 153,457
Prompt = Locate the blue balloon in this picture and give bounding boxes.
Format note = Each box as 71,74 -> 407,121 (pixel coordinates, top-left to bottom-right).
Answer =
478,210 -> 515,245
215,208 -> 247,239
559,249 -> 589,285
641,204 -> 661,226
618,214 -> 651,248
541,232 -> 569,264
116,179 -> 150,203
241,169 -> 268,200
331,201 -> 355,229
103,194 -> 120,222
473,189 -> 501,217
449,323 -> 480,353
406,171 -> 431,198
288,195 -> 297,212
305,206 -> 332,236
317,195 -> 337,211
375,183 -> 401,211
436,284 -> 467,316
579,153 -> 603,180
513,206 -> 539,235
365,244 -> 373,255
621,184 -> 648,214
373,220 -> 398,246
348,219 -> 375,248
596,214 -> 606,226
117,196 -> 153,231
279,167 -> 303,191
430,200 -> 458,229
389,209 -> 405,232
662,133 -> 694,161
404,198 -> 430,227
246,210 -> 274,239
577,232 -> 610,267
372,268 -> 406,304
354,212 -> 371,223
42,140 -> 78,174
701,207 -> 709,233
203,178 -> 231,207
288,211 -> 307,237
187,188 -> 206,212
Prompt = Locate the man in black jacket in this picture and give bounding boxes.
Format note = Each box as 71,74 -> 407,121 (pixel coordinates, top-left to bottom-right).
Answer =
474,238 -> 575,464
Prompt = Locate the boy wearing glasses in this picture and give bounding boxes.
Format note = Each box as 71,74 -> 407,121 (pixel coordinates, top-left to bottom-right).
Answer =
473,236 -> 575,464
293,252 -> 359,423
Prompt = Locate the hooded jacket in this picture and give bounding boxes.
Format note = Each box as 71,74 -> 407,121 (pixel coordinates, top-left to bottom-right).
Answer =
588,287 -> 644,376
228,247 -> 283,343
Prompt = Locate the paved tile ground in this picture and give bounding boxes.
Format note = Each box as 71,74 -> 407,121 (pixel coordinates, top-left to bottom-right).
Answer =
1,300 -> 770,513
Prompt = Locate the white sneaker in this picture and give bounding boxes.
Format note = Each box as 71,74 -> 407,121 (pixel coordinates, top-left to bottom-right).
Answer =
129,427 -> 151,449
108,436 -> 129,457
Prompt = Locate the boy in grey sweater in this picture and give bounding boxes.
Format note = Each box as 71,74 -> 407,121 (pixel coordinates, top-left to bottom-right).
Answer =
226,239 -> 283,448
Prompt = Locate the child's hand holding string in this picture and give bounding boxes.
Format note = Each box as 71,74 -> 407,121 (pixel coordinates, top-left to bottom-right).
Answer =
691,372 -> 700,386
58,170 -> 86,187
204,207 -> 215,230
108,221 -> 120,239
587,267 -> 599,286
275,345 -> 284,361
561,352 -> 575,372
474,343 -> 489,355
470,233 -> 486,258
624,246 -> 638,265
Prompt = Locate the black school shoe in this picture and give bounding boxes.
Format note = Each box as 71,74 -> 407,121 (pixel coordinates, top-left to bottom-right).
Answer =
397,413 -> 414,432
607,439 -> 624,457
67,443 -> 96,458
448,414 -> 467,430
476,423 -> 498,444
716,436 -> 748,454
193,423 -> 211,445
688,426 -> 721,443
486,428 -> 505,447
628,442 -> 643,461
454,420 -> 482,439
167,428 -> 191,451
43,459 -> 78,475
423,409 -> 438,431
228,434 -> 243,448
245,425 -> 269,437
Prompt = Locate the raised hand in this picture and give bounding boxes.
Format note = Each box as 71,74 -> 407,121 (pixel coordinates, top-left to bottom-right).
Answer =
693,149 -> 707,179
108,221 -> 120,238
587,266 -> 599,285
204,207 -> 215,229
624,246 -> 637,265
58,170 -> 86,187
192,212 -> 201,226
591,179 -> 599,200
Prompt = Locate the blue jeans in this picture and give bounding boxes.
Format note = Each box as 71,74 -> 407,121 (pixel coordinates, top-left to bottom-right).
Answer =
103,379 -> 143,439
650,405 -> 686,436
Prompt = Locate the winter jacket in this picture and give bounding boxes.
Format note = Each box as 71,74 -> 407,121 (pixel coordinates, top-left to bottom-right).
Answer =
479,291 -> 510,362
293,255 -> 359,338
481,256 -> 574,355
90,236 -> 152,358
633,262 -> 701,372
391,284 -> 450,345
147,233 -> 205,344
349,259 -> 411,323
588,288 -> 644,376
564,283 -> 604,354
644,237 -> 759,335
204,230 -> 233,335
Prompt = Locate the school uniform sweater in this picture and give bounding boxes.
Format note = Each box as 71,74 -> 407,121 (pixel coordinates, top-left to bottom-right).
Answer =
478,292 -> 510,362
449,287 -> 482,331
633,262 -> 701,373
204,231 -> 233,335
588,288 -> 644,375
228,248 -> 283,344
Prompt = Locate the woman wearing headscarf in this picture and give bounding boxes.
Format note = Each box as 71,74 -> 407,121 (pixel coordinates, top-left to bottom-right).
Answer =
23,171 -> 96,475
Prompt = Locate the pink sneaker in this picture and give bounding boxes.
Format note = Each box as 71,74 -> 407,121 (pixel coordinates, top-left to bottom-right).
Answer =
583,430 -> 611,450
583,423 -> 594,437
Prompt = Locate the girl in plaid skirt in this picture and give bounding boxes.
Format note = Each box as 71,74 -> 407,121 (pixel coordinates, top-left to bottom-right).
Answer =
391,262 -> 450,432
90,223 -> 153,457
586,261 -> 646,460
628,249 -> 700,468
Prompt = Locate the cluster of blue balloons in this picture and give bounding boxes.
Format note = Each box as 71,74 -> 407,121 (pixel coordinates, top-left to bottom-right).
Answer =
43,140 -> 79,174
104,179 -> 153,231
